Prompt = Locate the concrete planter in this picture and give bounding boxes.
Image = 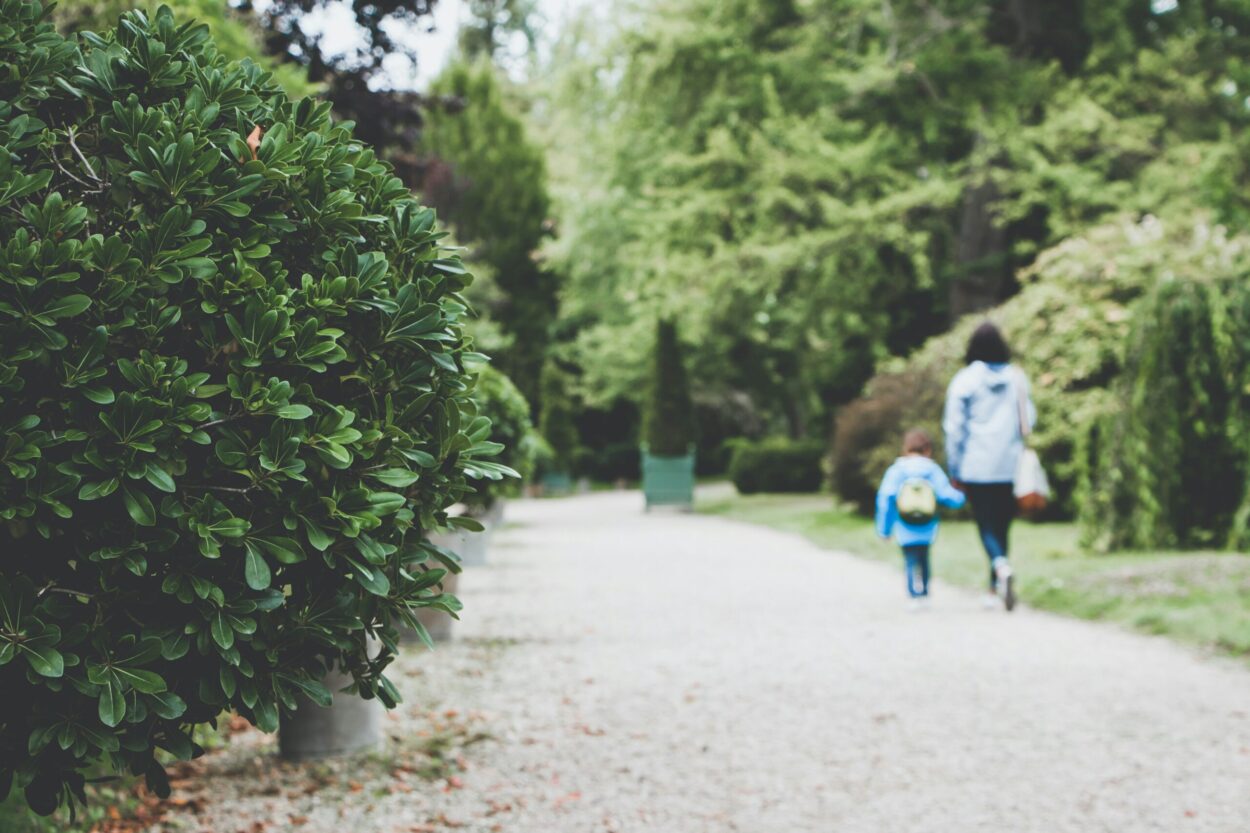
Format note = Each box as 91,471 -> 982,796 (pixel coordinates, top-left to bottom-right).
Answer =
539,471 -> 572,495
435,524 -> 492,568
279,664 -> 382,761
642,449 -> 696,510
481,497 -> 506,530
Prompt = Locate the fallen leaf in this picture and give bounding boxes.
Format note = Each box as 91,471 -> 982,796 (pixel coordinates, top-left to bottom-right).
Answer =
246,126 -> 263,161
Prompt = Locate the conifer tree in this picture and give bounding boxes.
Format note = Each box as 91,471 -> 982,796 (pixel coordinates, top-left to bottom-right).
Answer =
644,320 -> 695,457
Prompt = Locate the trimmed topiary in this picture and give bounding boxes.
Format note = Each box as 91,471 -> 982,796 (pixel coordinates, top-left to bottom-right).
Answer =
643,319 -> 695,457
0,3 -> 507,815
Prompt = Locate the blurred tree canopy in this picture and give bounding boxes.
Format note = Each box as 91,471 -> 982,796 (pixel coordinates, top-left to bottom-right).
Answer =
458,0 -> 539,61
233,0 -> 442,184
539,0 -> 1250,440
421,59 -> 555,404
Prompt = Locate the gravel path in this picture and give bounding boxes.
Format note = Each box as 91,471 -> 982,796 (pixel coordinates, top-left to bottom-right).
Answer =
146,491 -> 1250,833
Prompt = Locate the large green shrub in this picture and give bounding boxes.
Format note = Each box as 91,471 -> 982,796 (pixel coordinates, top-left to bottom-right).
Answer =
574,442 -> 640,483
1080,276 -> 1250,551
643,319 -> 695,457
729,438 -> 825,495
0,3 -> 507,815
831,366 -> 948,514
463,365 -> 535,511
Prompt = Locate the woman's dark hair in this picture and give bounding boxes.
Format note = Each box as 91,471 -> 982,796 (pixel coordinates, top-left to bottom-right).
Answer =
965,321 -> 1011,364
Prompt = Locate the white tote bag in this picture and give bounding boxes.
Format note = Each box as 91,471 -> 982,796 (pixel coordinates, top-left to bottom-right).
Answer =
1013,369 -> 1050,513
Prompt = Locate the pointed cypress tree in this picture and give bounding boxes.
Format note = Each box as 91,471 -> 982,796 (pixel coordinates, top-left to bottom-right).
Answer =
539,360 -> 579,473
644,320 -> 696,457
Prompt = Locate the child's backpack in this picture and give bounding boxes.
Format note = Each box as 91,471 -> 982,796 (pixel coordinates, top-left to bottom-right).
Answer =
896,478 -> 937,525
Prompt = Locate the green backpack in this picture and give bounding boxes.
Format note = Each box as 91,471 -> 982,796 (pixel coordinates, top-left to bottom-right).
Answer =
897,478 -> 937,525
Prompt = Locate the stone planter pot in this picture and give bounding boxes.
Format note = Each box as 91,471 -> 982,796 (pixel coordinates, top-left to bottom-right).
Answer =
539,470 -> 572,495
642,449 -> 696,511
430,524 -> 491,568
279,664 -> 383,761
482,497 -> 506,530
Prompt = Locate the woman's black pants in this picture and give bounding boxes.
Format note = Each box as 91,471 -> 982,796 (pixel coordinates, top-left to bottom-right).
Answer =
964,482 -> 1015,590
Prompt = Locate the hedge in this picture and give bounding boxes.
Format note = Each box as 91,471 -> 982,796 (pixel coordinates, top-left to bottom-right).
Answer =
729,438 -> 825,494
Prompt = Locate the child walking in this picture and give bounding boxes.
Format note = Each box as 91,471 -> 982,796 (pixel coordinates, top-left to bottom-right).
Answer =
875,429 -> 966,609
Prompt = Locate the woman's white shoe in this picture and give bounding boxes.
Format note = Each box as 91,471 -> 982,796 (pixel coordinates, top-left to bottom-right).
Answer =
994,558 -> 1017,611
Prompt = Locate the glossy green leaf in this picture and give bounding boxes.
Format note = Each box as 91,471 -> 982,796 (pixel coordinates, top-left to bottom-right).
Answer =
122,486 -> 156,527
98,678 -> 125,727
243,543 -> 271,590
42,294 -> 92,319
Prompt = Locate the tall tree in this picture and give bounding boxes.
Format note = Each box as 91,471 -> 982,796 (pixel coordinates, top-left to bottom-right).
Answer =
459,0 -> 539,61
541,0 -> 1249,441
422,59 -> 555,404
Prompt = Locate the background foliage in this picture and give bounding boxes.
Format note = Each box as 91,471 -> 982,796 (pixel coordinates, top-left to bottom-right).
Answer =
537,360 -> 578,475
839,213 -> 1250,538
420,59 -> 554,405
536,0 -> 1250,490
1080,268 -> 1250,551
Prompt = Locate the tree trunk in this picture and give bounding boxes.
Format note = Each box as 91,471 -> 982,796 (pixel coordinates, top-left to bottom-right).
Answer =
949,173 -> 1010,321
784,389 -> 807,440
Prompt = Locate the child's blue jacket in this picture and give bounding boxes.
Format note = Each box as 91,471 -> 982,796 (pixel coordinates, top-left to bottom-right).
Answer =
875,456 -> 967,546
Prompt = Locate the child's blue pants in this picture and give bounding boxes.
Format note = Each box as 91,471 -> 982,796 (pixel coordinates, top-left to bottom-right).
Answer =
902,544 -> 930,598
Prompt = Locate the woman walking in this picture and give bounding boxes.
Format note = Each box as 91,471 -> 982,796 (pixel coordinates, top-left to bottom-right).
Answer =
942,322 -> 1035,611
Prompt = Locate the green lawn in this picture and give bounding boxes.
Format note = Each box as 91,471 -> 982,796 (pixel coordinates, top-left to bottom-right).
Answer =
699,492 -> 1250,658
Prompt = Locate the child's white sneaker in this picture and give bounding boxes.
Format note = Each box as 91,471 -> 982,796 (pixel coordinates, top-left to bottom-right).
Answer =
981,593 -> 1002,610
906,598 -> 925,613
